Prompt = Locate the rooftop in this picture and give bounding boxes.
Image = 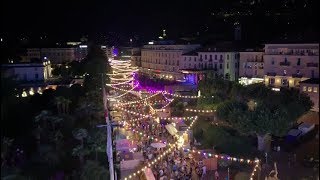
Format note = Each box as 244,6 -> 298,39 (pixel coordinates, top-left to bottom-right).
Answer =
182,49 -> 199,56
300,78 -> 320,85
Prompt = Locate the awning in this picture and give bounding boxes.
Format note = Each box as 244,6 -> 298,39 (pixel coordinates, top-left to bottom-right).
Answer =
115,139 -> 137,151
165,124 -> 178,136
144,168 -> 156,180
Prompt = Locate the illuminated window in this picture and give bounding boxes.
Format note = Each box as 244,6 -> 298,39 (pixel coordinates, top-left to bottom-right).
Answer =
308,87 -> 312,92
314,87 -> 318,93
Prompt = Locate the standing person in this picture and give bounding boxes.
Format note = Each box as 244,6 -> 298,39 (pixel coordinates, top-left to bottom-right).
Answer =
201,165 -> 207,179
215,170 -> 219,180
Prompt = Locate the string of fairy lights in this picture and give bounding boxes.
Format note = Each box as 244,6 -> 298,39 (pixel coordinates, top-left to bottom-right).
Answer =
108,58 -> 261,180
185,108 -> 216,113
123,117 -> 198,180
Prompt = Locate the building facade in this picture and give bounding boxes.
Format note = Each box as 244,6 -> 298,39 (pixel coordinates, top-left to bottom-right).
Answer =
1,60 -> 52,82
181,48 -> 240,84
238,51 -> 264,85
27,45 -> 112,64
300,79 -> 319,112
140,44 -> 201,81
27,48 -> 75,64
264,44 -> 319,88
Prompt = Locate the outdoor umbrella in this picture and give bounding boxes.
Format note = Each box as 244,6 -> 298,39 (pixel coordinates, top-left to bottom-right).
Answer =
150,142 -> 166,149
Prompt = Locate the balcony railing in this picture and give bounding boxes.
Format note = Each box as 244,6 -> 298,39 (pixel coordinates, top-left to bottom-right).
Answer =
306,63 -> 319,67
279,62 -> 290,66
266,72 -> 276,76
266,51 -> 319,56
292,74 -> 303,78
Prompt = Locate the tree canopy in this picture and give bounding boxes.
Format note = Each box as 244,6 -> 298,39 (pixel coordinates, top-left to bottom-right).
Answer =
199,78 -> 313,137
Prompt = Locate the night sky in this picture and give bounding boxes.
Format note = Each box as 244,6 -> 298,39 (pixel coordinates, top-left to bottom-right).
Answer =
1,0 -> 319,44
2,0 -> 211,40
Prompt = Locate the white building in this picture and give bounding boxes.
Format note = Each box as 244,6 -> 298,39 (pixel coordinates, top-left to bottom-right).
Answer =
238,50 -> 264,85
140,43 -> 201,81
181,47 -> 240,84
263,43 -> 319,88
1,60 -> 52,82
27,48 -> 75,64
27,45 -> 112,64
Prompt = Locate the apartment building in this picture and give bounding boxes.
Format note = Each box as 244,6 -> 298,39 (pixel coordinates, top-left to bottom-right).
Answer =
264,43 -> 319,88
27,48 -> 75,64
238,51 -> 264,85
300,78 -> 319,112
26,45 -> 112,64
1,59 -> 52,82
181,47 -> 240,84
140,43 -> 201,81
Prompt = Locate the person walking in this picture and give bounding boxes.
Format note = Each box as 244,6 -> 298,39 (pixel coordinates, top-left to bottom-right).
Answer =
215,170 -> 219,180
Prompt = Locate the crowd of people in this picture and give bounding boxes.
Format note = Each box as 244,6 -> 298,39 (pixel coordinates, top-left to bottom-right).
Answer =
116,88 -> 215,180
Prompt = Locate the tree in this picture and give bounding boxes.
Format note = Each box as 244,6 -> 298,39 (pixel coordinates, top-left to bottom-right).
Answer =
216,87 -> 313,152
1,137 -> 14,167
80,160 -> 109,180
55,97 -> 72,114
72,129 -> 88,164
72,145 -> 90,166
170,99 -> 185,116
87,129 -> 106,161
1,77 -> 18,122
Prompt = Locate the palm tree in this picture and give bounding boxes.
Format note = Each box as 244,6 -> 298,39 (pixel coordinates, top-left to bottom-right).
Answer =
52,130 -> 64,151
34,110 -> 50,129
55,97 -> 72,114
54,97 -> 64,114
72,129 -> 88,147
72,145 -> 90,165
63,98 -> 72,114
72,128 -> 88,164
35,110 -> 63,132
88,129 -> 106,161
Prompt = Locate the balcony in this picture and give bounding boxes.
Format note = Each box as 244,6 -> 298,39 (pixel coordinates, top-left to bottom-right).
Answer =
266,72 -> 276,76
266,51 -> 319,56
279,62 -> 290,66
306,63 -> 318,67
292,74 -> 303,78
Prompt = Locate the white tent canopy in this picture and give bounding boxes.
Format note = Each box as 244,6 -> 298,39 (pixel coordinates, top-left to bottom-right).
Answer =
150,142 -> 166,149
165,124 -> 178,136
